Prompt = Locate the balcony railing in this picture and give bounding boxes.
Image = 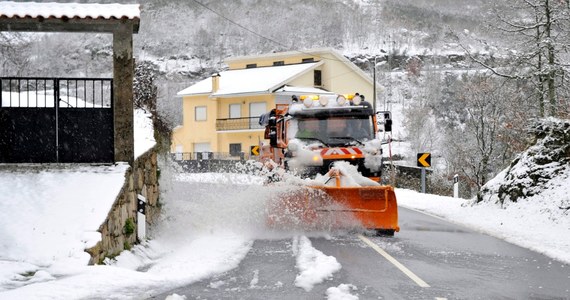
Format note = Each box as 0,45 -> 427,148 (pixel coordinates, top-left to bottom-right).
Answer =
174,152 -> 249,161
216,117 -> 264,131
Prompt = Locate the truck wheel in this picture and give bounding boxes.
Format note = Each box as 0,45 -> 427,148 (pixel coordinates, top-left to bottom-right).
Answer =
375,229 -> 395,236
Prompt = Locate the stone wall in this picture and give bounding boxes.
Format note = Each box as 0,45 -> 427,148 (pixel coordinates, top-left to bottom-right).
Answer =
86,149 -> 160,264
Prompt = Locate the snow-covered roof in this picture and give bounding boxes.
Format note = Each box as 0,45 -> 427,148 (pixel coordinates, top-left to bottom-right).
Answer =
225,48 -> 334,63
0,1 -> 140,20
225,48 -> 373,85
177,62 -> 322,98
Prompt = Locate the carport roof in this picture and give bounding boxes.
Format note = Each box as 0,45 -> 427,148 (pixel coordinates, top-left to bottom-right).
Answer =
0,1 -> 140,33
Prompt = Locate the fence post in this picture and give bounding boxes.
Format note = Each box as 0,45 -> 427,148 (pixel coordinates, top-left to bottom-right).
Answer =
55,78 -> 60,163
421,168 -> 426,193
453,174 -> 459,198
137,194 -> 146,241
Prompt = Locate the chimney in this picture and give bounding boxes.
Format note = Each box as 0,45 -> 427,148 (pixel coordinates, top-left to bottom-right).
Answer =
212,73 -> 221,93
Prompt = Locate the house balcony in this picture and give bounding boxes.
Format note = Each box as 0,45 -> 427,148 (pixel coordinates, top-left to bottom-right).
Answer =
216,117 -> 264,131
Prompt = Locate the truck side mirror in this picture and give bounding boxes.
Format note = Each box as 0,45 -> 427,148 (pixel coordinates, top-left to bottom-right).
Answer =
268,116 -> 276,127
269,129 -> 277,147
376,111 -> 393,133
384,119 -> 392,132
269,117 -> 277,147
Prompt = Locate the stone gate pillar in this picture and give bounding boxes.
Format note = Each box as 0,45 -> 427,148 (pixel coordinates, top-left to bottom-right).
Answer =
113,23 -> 135,165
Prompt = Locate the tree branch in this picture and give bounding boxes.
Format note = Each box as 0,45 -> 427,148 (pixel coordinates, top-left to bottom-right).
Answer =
458,43 -> 521,79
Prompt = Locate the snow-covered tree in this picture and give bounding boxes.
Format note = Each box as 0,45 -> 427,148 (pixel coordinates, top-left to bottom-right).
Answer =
441,74 -> 518,200
0,33 -> 32,76
465,0 -> 570,117
134,60 -> 159,113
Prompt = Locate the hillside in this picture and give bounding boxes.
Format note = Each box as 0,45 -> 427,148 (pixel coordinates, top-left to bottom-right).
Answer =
2,0 -> 569,200
480,118 -> 570,212
1,0 -> 501,78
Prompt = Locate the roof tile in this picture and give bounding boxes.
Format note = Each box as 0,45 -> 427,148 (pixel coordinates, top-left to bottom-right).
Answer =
0,1 -> 140,20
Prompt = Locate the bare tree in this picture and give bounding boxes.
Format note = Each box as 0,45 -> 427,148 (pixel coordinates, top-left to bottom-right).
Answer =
462,0 -> 570,117
402,70 -> 441,156
442,75 -> 515,200
0,33 -> 32,76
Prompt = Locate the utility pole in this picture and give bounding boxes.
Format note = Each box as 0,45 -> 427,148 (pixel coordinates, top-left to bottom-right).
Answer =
372,57 -> 387,112
373,56 -> 377,112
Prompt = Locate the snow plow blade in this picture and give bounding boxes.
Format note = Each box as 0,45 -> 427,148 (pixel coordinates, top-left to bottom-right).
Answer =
312,185 -> 399,235
267,185 -> 399,235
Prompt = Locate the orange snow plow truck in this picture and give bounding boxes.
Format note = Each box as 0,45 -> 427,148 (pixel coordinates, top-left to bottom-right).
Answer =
259,93 -> 399,235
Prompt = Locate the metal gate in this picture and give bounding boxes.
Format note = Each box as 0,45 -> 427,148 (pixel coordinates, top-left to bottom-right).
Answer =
0,77 -> 114,163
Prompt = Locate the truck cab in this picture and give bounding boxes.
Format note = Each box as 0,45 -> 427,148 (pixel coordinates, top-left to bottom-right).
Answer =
263,94 -> 392,181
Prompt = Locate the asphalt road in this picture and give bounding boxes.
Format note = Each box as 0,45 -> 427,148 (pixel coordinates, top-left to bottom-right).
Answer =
149,206 -> 570,300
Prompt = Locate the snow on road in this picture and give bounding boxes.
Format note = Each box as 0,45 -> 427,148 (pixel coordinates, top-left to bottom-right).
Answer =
0,223 -> 252,299
326,283 -> 359,300
1,161 -> 569,298
397,185 -> 570,265
292,235 -> 342,292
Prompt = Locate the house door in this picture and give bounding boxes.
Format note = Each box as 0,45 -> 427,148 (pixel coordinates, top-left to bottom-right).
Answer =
249,102 -> 266,129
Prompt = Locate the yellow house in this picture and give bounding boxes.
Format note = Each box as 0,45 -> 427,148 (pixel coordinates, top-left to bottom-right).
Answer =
171,48 -> 373,158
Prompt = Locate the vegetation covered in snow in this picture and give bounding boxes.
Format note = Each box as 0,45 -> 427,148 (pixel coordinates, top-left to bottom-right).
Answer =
1,0 -> 569,199
480,118 -> 570,208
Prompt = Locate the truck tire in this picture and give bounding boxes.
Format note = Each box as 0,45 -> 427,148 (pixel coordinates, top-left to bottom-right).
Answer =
375,229 -> 395,236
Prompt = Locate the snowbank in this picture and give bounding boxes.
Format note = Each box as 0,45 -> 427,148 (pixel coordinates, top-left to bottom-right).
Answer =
0,108 -> 155,294
397,188 -> 570,264
0,163 -> 129,291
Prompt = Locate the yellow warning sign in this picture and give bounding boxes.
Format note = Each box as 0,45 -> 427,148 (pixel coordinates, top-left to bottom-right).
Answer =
417,153 -> 431,168
251,145 -> 260,156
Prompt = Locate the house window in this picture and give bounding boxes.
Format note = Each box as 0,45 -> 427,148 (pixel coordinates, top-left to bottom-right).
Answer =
194,142 -> 210,152
229,103 -> 241,118
246,63 -> 257,68
175,145 -> 183,160
249,102 -> 267,128
194,142 -> 211,160
314,70 -> 322,86
229,143 -> 242,156
302,58 -> 314,63
195,106 -> 207,121
273,61 -> 284,66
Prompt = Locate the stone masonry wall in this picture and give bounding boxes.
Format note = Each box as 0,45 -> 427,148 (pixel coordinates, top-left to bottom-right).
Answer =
86,149 -> 160,264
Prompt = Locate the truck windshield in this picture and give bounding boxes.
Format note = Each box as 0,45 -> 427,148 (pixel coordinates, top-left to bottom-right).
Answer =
292,117 -> 374,146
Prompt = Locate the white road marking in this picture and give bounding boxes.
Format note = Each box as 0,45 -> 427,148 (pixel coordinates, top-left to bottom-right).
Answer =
435,298 -> 448,300
358,234 -> 430,288
401,206 -> 450,222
